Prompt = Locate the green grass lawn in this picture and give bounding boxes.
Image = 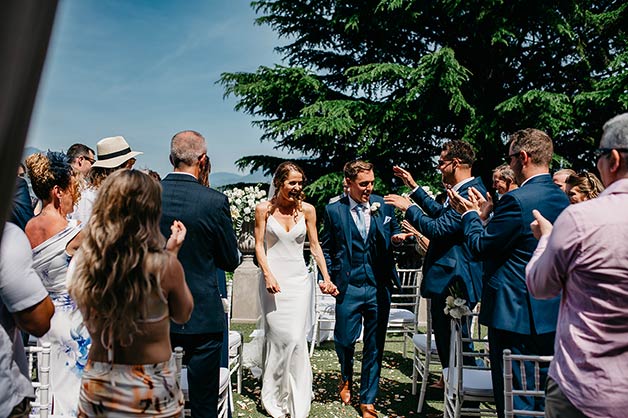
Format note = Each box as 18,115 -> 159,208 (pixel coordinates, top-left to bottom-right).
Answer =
231,323 -> 445,417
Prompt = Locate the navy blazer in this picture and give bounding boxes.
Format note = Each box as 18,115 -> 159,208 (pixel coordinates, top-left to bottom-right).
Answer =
406,177 -> 486,303
10,177 -> 34,231
462,174 -> 569,335
320,194 -> 401,300
160,173 -> 239,334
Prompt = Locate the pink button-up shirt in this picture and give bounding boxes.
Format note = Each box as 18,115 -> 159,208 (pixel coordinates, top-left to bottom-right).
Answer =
526,178 -> 628,418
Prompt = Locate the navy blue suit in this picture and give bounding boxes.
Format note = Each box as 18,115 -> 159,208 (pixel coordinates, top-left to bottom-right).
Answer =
405,177 -> 486,367
160,173 -> 239,418
461,174 -> 569,418
321,194 -> 400,404
10,177 -> 34,231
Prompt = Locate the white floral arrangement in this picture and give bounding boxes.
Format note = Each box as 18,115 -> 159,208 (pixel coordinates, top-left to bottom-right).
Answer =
223,185 -> 267,237
370,202 -> 381,215
444,295 -> 472,319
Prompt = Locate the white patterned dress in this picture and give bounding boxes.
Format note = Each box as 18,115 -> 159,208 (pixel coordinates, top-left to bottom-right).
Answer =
259,215 -> 313,418
32,220 -> 91,416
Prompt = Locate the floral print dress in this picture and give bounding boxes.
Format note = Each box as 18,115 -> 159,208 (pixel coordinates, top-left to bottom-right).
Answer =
32,220 -> 91,416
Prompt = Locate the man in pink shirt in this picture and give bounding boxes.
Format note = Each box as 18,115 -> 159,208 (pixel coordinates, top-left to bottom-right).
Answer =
526,112 -> 628,418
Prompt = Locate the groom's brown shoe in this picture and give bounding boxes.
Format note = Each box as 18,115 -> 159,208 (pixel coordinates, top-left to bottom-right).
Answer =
338,379 -> 351,404
360,403 -> 378,418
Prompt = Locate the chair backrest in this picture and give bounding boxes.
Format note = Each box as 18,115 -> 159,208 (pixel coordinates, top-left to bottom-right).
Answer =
503,349 -> 553,418
444,312 -> 495,417
25,342 -> 51,418
392,268 -> 422,314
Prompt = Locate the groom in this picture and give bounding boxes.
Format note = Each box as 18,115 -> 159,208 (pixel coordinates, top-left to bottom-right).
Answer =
321,160 -> 407,418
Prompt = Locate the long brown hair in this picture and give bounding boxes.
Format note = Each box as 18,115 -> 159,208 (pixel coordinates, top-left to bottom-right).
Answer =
69,169 -> 166,349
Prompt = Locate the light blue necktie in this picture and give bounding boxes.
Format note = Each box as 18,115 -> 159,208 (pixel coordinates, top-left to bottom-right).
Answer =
354,204 -> 367,241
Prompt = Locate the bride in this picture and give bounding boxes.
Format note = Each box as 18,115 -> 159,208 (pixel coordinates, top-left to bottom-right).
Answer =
254,161 -> 338,418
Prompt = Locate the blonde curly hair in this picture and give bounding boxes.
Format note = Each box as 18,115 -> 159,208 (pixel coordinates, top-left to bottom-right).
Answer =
69,169 -> 167,349
25,151 -> 80,205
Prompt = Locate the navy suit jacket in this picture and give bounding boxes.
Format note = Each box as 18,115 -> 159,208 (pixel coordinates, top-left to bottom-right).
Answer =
160,173 -> 239,334
321,194 -> 401,301
10,177 -> 34,231
406,177 -> 486,303
462,174 -> 569,335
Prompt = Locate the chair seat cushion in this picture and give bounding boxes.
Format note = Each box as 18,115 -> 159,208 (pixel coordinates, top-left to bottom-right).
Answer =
412,333 -> 439,354
388,308 -> 415,324
443,367 -> 494,398
228,330 -> 242,355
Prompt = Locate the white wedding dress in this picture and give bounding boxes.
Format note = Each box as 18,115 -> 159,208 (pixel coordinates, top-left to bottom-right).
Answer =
259,215 -> 313,418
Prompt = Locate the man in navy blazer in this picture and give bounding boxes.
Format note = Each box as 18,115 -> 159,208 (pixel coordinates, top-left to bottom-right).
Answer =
321,160 -> 407,418
449,128 -> 570,418
385,140 -> 486,372
160,130 -> 239,418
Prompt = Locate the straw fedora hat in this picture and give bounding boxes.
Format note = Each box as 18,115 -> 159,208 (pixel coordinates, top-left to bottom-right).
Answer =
92,136 -> 143,168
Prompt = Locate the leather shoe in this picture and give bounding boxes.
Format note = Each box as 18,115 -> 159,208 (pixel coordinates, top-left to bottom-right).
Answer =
360,404 -> 378,418
338,379 -> 351,404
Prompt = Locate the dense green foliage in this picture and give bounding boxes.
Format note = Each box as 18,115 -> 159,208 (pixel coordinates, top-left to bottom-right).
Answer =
220,0 -> 628,200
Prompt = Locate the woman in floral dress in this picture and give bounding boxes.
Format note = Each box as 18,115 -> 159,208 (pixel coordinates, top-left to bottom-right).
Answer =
25,151 -> 91,416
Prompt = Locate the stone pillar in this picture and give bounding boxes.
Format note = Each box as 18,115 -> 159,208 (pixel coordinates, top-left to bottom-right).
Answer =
231,221 -> 261,324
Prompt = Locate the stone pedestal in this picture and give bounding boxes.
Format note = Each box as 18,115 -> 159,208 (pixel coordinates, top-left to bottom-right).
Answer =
231,224 -> 262,324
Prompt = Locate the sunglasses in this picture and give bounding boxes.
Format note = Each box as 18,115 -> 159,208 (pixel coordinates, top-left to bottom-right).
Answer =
505,151 -> 520,163
593,148 -> 628,159
82,155 -> 96,164
436,159 -> 454,168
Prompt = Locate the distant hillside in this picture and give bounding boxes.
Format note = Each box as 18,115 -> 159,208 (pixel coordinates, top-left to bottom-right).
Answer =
211,170 -> 270,188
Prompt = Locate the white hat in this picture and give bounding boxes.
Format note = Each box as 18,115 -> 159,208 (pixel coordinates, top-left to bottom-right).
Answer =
92,136 -> 143,168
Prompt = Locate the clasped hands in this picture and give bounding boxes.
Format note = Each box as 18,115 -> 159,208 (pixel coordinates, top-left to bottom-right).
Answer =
447,187 -> 493,220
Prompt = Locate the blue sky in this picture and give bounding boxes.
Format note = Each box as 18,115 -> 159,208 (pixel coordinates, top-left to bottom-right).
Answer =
27,0 -> 294,176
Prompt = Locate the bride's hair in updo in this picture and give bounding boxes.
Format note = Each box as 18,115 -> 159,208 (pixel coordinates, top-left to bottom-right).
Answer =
25,151 -> 79,203
271,161 -> 307,204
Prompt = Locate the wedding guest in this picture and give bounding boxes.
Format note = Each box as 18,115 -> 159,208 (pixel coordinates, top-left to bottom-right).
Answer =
10,174 -> 34,231
24,151 -> 89,416
526,113 -> 628,418
255,162 -> 337,418
73,136 -> 142,224
66,143 -> 95,180
0,222 -> 54,417
385,141 -> 486,397
68,169 -> 192,416
492,163 -> 518,198
160,130 -> 239,418
321,160 -> 407,418
564,170 -> 604,203
448,129 -> 570,418
552,168 -> 576,192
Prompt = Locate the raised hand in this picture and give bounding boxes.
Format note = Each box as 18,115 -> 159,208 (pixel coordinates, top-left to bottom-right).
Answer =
392,165 -> 418,188
468,187 -> 493,221
384,194 -> 412,211
530,209 -> 553,240
166,220 -> 187,254
447,188 -> 475,214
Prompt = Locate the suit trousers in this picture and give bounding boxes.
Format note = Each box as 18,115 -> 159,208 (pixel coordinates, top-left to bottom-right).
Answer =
545,377 -> 589,418
171,332 -> 223,418
334,283 -> 390,404
488,328 -> 555,418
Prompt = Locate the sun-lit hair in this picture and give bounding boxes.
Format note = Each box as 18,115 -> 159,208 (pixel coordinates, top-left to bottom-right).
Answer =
508,128 -> 553,166
566,171 -> 605,200
442,140 -> 476,165
343,160 -> 373,180
170,130 -> 207,168
69,169 -> 167,349
493,163 -> 516,183
25,151 -> 79,204
271,161 -> 307,203
88,160 -> 133,189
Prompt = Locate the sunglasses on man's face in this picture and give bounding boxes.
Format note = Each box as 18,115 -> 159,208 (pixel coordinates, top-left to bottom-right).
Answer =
593,148 -> 628,159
